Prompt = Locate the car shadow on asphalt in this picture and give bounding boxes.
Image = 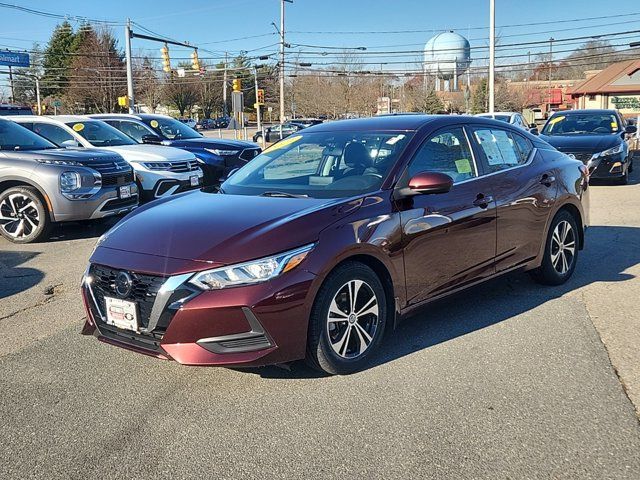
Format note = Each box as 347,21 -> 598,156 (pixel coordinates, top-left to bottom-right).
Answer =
0,250 -> 44,299
46,217 -> 121,242
245,224 -> 639,379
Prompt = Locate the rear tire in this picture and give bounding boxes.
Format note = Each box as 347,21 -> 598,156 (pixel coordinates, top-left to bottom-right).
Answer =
530,210 -> 579,285
0,186 -> 51,244
306,262 -> 388,375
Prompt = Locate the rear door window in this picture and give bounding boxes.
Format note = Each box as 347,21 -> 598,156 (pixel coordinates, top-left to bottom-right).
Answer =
472,128 -> 530,174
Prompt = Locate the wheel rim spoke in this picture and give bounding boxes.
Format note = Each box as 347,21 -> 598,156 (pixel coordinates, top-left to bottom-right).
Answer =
327,279 -> 379,359
328,297 -> 349,321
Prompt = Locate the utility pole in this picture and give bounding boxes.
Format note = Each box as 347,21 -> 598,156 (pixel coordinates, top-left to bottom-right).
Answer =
35,76 -> 41,115
223,52 -> 228,116
279,0 -> 293,124
254,65 -> 263,147
125,18 -> 135,113
488,0 -> 495,113
548,37 -> 554,112
8,66 -> 14,102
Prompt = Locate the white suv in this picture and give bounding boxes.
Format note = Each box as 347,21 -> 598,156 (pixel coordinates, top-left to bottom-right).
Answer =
8,115 -> 203,202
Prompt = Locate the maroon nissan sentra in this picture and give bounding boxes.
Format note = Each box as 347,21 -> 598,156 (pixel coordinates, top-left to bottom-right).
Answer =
81,115 -> 589,374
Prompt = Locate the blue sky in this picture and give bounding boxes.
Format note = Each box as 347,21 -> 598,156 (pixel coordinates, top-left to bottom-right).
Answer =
1,0 -> 640,94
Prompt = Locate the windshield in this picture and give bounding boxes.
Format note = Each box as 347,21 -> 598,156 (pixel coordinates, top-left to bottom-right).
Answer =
542,113 -> 621,135
222,131 -> 413,199
0,120 -> 57,151
66,121 -> 137,147
141,117 -> 201,140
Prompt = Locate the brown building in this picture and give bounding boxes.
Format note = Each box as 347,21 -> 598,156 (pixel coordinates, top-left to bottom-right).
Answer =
570,59 -> 640,119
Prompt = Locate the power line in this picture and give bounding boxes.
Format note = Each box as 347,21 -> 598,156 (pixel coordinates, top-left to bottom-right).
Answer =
288,11 -> 640,35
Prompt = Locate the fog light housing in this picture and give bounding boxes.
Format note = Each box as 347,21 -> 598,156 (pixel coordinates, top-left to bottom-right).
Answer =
610,161 -> 623,174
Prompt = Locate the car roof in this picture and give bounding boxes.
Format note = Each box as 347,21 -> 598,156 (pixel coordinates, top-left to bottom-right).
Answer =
475,112 -> 517,116
301,114 -> 440,132
553,109 -> 618,115
5,114 -> 94,124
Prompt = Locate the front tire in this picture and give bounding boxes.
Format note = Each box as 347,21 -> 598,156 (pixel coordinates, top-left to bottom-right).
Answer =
530,210 -> 579,285
0,186 -> 51,243
306,262 -> 388,375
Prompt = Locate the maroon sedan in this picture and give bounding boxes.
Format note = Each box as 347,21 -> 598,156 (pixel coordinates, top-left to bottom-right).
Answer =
81,115 -> 589,374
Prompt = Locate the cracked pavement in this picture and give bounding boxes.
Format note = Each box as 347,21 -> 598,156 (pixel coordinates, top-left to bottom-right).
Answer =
1,170 -> 639,479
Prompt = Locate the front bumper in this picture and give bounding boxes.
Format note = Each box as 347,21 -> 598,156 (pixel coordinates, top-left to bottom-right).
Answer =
81,258 -> 316,367
51,183 -> 139,222
587,154 -> 629,179
133,166 -> 204,201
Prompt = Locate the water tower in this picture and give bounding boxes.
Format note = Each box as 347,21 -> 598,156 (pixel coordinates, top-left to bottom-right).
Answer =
423,31 -> 471,91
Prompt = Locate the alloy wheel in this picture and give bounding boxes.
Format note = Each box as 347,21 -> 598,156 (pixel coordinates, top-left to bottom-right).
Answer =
0,194 -> 40,239
326,280 -> 379,359
550,220 -> 575,275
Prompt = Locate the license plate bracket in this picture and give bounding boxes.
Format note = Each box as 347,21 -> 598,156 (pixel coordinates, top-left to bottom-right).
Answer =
104,296 -> 138,332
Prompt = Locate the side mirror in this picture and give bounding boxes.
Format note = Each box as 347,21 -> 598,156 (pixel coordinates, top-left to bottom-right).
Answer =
141,134 -> 162,144
529,123 -> 537,129
625,125 -> 637,134
401,171 -> 454,196
61,139 -> 80,148
529,127 -> 539,136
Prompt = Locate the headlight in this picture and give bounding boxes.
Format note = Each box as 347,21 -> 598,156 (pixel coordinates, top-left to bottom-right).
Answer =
204,148 -> 239,156
60,171 -> 80,192
37,159 -> 81,166
189,244 -> 314,290
592,143 -> 624,159
143,162 -> 171,170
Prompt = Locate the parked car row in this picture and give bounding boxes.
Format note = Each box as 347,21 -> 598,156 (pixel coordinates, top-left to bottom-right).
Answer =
0,113 -> 261,243
253,118 -> 324,143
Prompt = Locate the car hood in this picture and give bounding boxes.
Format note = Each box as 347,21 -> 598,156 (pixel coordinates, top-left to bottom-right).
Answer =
95,190 -> 363,266
164,138 -> 258,150
99,144 -> 195,162
539,133 -> 622,152
1,147 -> 122,162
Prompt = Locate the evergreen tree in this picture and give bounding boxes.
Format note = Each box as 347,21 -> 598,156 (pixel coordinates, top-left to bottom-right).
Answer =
471,78 -> 488,114
41,21 -> 76,98
13,44 -> 44,105
422,88 -> 444,114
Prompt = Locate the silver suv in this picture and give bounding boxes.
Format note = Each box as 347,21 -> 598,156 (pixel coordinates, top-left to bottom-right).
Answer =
0,119 -> 138,243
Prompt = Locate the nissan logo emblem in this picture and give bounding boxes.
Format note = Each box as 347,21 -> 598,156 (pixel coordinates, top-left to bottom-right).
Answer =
115,271 -> 133,297
567,153 -> 576,160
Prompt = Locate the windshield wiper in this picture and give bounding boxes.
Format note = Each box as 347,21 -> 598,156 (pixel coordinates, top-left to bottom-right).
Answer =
260,191 -> 308,198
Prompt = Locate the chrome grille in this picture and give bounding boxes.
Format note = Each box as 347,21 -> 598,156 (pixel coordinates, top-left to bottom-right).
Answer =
81,157 -> 131,175
560,151 -> 593,164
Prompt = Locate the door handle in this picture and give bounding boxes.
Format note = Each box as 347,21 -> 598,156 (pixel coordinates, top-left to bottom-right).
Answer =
540,173 -> 556,186
473,194 -> 493,208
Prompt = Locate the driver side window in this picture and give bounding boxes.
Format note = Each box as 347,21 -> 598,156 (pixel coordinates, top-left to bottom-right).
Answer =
408,127 -> 477,183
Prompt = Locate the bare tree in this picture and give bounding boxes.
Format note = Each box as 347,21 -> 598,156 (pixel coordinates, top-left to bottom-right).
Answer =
66,25 -> 126,113
163,78 -> 198,116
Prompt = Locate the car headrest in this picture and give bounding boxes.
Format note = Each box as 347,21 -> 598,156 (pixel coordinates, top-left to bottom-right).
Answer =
344,142 -> 372,169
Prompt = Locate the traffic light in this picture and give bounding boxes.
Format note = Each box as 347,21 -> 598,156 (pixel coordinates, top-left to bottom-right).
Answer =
118,96 -> 129,108
160,45 -> 171,73
232,79 -> 241,92
191,50 -> 201,71
256,88 -> 265,105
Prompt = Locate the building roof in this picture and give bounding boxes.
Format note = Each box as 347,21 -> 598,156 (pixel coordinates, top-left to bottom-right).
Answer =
571,59 -> 640,95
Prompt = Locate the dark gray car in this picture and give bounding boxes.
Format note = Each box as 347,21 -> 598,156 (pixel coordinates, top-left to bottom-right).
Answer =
0,119 -> 138,243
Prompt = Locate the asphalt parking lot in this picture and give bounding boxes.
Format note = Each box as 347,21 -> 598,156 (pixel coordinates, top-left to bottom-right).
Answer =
1,167 -> 640,479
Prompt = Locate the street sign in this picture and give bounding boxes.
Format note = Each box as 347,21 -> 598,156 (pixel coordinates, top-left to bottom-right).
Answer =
231,91 -> 244,115
0,50 -> 30,68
